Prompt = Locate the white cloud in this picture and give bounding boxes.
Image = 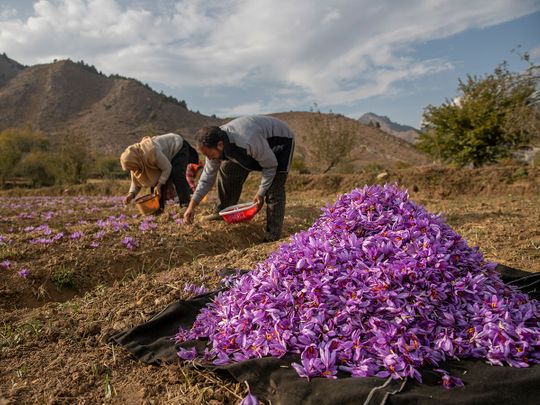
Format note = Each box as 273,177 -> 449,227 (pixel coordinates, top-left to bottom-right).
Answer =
0,0 -> 538,114
529,44 -> 540,62
0,6 -> 18,20
214,101 -> 270,118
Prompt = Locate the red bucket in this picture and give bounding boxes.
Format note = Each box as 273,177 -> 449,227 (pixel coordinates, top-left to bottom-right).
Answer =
219,202 -> 259,224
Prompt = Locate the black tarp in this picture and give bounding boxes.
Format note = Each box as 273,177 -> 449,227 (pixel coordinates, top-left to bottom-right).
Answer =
109,264 -> 540,404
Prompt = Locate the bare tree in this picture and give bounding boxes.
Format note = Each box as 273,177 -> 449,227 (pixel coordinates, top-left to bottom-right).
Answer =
307,111 -> 357,173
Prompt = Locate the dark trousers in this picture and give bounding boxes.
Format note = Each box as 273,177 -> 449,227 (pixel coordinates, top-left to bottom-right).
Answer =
216,161 -> 288,241
155,142 -> 191,209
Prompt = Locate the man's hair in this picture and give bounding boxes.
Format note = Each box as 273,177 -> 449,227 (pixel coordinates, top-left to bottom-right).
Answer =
196,126 -> 226,148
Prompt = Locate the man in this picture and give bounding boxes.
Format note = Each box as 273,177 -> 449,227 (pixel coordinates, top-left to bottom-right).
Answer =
120,133 -> 199,213
183,115 -> 295,242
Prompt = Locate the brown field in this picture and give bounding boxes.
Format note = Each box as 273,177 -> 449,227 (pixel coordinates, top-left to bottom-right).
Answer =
1,166 -> 539,404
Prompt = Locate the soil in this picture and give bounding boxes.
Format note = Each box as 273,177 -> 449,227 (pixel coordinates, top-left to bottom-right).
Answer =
0,166 -> 539,404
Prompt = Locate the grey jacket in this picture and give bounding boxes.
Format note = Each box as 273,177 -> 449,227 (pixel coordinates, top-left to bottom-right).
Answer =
192,115 -> 295,203
128,133 -> 184,194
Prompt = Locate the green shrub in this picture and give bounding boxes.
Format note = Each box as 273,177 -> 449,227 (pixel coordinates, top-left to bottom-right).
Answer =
511,167 -> 528,181
16,151 -> 59,187
418,59 -> 539,167
52,266 -> 78,290
533,152 -> 540,167
394,161 -> 411,170
291,156 -> 310,174
55,132 -> 94,184
94,155 -> 124,179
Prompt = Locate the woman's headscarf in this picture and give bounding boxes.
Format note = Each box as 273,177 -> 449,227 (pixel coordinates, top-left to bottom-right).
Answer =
119,137 -> 161,187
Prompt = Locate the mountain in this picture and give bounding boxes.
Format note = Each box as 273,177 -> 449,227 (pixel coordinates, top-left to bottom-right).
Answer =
358,112 -> 420,144
273,112 -> 429,170
0,57 -> 220,154
0,56 -> 428,168
0,53 -> 26,87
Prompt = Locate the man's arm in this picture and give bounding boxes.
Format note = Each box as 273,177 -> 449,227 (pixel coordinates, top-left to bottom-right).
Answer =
191,159 -> 221,203
184,159 -> 221,224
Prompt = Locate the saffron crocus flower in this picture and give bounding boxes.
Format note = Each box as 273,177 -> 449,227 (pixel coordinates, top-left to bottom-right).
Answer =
94,230 -> 106,240
17,268 -> 30,278
139,220 -> 157,232
434,369 -> 465,389
177,347 -> 197,360
70,231 -> 84,240
183,283 -> 208,297
122,236 -> 138,250
240,391 -> 259,405
52,232 -> 64,241
0,260 -> 11,269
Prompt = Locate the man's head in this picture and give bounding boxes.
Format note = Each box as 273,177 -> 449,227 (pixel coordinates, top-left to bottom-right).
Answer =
196,126 -> 226,160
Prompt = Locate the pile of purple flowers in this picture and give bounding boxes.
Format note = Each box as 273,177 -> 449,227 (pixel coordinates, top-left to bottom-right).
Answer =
176,185 -> 540,385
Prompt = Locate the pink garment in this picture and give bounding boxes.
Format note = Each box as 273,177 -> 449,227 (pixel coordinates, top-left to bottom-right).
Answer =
186,163 -> 203,192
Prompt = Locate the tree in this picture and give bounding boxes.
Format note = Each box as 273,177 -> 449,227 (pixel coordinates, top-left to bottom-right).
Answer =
55,132 -> 94,184
17,151 -> 58,187
0,135 -> 21,185
307,111 -> 357,173
0,127 -> 49,185
418,59 -> 539,167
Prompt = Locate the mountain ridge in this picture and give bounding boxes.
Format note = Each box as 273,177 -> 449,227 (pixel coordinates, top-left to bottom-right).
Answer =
359,112 -> 420,144
0,55 -> 429,168
0,57 -> 220,154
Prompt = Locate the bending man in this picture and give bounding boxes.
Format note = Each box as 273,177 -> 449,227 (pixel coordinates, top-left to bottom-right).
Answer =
183,115 -> 295,242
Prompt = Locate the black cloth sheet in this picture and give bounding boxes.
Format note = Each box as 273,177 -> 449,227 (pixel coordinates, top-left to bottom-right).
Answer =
109,264 -> 540,404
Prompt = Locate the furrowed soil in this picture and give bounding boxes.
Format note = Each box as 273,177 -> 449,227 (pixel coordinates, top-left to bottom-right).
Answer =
1,166 -> 539,404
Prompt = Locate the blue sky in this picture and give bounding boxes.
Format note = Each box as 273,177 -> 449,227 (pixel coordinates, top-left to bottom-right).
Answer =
1,0 -> 539,127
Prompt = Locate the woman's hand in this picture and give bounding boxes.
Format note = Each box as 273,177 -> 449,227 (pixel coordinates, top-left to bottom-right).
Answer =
154,183 -> 162,197
124,192 -> 136,205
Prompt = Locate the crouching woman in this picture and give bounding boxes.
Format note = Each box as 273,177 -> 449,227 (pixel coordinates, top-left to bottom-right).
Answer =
120,133 -> 198,213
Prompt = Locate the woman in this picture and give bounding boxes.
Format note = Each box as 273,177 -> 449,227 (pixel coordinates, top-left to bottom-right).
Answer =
120,133 -> 198,213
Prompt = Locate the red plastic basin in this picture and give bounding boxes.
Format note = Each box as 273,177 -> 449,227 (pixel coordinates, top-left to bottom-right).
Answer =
219,202 -> 259,224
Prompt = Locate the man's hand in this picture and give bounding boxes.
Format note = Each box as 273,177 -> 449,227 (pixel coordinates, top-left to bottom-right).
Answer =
124,192 -> 136,205
154,183 -> 162,197
253,194 -> 264,212
183,200 -> 198,224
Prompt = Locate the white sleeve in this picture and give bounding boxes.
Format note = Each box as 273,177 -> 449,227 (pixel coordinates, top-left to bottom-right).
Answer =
155,148 -> 172,185
192,159 -> 221,203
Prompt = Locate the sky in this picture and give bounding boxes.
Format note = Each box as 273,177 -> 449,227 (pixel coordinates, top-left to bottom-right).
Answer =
0,0 -> 539,127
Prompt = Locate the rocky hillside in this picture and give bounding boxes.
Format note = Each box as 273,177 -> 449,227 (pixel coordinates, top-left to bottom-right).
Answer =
0,53 -> 25,87
273,112 -> 429,170
0,56 -> 428,167
359,112 -> 420,144
0,58 -> 220,154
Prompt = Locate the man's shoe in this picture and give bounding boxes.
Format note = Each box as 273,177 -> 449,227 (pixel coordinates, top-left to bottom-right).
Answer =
201,213 -> 222,221
262,234 -> 280,243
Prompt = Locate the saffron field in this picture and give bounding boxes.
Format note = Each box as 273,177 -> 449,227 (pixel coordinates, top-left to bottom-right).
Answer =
1,169 -> 539,403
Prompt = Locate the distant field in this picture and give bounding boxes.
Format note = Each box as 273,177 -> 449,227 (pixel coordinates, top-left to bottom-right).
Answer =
1,166 -> 539,403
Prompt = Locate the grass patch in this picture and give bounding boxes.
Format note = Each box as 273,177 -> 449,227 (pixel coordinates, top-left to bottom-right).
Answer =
52,266 -> 79,290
